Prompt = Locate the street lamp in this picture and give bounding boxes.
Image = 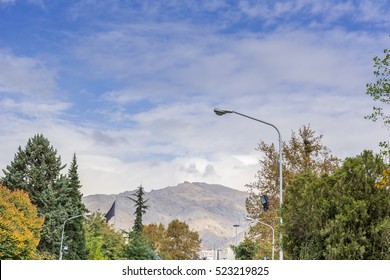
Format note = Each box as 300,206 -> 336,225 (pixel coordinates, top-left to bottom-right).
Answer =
59,213 -> 91,260
233,224 -> 240,246
214,108 -> 283,260
246,216 -> 275,260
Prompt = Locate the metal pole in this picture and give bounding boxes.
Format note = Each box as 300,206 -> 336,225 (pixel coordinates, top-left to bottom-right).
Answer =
233,224 -> 240,246
229,110 -> 283,260
246,216 -> 275,260
257,220 -> 275,260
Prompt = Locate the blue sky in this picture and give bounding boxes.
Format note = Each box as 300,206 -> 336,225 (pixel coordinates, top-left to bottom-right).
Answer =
0,0 -> 389,195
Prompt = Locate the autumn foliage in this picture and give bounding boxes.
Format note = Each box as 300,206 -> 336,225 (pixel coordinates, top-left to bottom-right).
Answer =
0,185 -> 44,259
375,168 -> 390,190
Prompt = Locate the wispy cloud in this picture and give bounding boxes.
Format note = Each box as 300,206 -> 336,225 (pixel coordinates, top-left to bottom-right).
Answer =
0,1 -> 388,195
0,49 -> 57,97
0,0 -> 15,5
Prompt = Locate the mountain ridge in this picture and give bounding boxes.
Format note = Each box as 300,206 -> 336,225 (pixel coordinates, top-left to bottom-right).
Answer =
82,181 -> 250,249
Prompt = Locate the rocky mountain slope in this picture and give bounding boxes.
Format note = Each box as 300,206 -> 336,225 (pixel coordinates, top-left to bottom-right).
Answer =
82,181 -> 250,249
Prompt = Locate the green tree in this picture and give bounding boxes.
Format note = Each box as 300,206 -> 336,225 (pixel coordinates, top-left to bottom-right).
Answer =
365,42 -> 390,153
84,212 -> 125,260
159,219 -> 201,260
86,236 -> 108,260
0,186 -> 44,259
322,151 -> 390,259
124,233 -> 158,260
283,150 -> 390,259
62,154 -> 87,260
2,134 -> 69,257
124,185 -> 157,259
246,125 -> 339,259
232,236 -> 259,260
283,172 -> 330,259
129,185 -> 149,234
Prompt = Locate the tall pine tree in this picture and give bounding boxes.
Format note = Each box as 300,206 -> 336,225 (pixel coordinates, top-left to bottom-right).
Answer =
62,154 -> 88,260
124,185 -> 157,259
2,134 -> 68,257
129,185 -> 149,234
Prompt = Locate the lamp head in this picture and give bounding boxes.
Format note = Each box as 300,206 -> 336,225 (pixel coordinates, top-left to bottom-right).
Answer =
214,108 -> 234,116
245,216 -> 254,222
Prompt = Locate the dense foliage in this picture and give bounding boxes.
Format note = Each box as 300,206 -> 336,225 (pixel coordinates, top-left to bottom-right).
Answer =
232,237 -> 260,260
143,219 -> 201,260
283,151 -> 390,259
62,154 -> 88,260
246,125 -> 339,259
85,212 -> 125,260
0,186 -> 44,259
2,135 -> 68,257
2,135 -> 87,259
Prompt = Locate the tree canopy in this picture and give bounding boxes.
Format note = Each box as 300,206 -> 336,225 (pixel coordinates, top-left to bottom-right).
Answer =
245,125 -> 339,259
2,135 -> 67,257
2,134 -> 88,259
0,186 -> 44,259
143,219 -> 201,260
283,150 -> 390,259
84,212 -> 125,260
232,236 -> 260,260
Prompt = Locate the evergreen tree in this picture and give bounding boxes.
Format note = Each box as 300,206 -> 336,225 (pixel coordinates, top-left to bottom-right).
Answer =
129,185 -> 149,234
2,134 -> 65,207
2,134 -> 68,257
124,233 -> 158,260
62,154 -> 88,260
124,185 -> 157,259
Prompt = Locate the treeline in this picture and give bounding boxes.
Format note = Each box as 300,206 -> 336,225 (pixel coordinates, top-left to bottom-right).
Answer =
238,126 -> 390,260
1,135 -> 86,259
0,134 -> 200,260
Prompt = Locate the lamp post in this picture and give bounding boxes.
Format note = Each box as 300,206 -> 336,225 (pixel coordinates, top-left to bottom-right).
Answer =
246,216 -> 275,260
214,108 -> 283,260
59,213 -> 91,260
233,224 -> 240,246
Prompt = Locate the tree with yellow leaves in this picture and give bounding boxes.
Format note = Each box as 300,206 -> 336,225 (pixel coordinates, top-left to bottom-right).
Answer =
375,168 -> 390,190
0,185 -> 44,259
246,125 -> 340,259
144,219 -> 201,260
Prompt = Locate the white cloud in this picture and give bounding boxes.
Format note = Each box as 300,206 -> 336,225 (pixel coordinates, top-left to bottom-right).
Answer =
0,2 -> 389,196
0,49 -> 57,97
1,98 -> 71,118
0,0 -> 15,5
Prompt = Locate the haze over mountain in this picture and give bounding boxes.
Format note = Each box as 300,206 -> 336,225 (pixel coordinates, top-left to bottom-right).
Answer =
82,181 -> 250,249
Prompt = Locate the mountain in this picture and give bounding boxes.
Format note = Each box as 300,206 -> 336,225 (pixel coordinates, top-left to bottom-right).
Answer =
82,181 -> 250,249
